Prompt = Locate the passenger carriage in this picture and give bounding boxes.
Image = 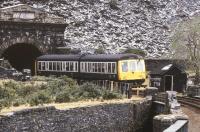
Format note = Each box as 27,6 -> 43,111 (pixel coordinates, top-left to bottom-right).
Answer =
35,54 -> 146,91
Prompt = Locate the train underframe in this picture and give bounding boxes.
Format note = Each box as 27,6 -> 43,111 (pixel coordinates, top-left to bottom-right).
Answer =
79,79 -> 146,97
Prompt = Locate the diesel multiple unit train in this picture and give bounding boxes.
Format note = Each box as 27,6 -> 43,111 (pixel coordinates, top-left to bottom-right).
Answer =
35,54 -> 146,90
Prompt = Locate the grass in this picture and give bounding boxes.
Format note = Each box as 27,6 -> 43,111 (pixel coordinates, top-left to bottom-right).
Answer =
0,97 -> 144,115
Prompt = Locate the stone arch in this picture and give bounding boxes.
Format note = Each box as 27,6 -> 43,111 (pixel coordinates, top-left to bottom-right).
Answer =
1,42 -> 43,75
0,37 -> 49,55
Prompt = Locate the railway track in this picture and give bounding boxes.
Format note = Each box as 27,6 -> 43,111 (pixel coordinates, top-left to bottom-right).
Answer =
177,96 -> 200,109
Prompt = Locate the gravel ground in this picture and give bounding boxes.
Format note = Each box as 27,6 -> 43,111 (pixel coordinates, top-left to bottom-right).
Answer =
181,106 -> 200,132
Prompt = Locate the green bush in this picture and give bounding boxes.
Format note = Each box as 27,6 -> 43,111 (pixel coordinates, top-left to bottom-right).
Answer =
102,90 -> 122,100
72,83 -> 102,100
0,99 -> 12,108
13,98 -> 26,107
0,82 -> 18,101
0,76 -> 124,111
55,91 -> 71,103
29,91 -> 52,106
31,76 -> 55,82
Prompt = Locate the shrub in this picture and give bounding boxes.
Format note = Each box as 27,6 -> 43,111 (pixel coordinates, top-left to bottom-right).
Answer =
31,76 -> 55,82
13,98 -> 26,107
102,90 -> 122,100
16,84 -> 35,97
29,91 -> 52,106
0,99 -> 12,108
72,83 -> 102,100
0,82 -> 17,100
55,91 -> 71,103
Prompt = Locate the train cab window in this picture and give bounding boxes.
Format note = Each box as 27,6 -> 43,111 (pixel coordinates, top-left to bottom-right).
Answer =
129,61 -> 136,72
112,63 -> 116,73
122,62 -> 128,72
49,62 -> 53,71
53,62 -> 57,71
137,61 -> 144,71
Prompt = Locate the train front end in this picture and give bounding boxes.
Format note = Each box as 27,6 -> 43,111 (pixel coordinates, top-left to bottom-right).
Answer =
118,59 -> 146,84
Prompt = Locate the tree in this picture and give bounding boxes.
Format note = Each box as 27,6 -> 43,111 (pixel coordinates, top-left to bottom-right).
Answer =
171,17 -> 200,84
122,48 -> 146,57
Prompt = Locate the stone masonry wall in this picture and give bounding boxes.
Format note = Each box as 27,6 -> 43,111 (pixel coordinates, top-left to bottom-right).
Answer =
0,99 -> 151,132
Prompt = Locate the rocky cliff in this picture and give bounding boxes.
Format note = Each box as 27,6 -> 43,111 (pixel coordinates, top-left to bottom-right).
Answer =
1,0 -> 200,57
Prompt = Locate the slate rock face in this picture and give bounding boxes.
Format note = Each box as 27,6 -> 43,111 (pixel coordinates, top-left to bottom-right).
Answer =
1,0 -> 200,57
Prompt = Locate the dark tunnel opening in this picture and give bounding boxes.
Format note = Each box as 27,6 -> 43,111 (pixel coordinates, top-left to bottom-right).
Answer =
2,43 -> 42,75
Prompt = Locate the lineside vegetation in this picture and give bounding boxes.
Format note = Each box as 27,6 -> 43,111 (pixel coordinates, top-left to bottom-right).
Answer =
0,76 -> 122,111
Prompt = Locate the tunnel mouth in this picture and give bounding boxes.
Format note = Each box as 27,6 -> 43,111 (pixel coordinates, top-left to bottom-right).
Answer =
2,43 -> 42,75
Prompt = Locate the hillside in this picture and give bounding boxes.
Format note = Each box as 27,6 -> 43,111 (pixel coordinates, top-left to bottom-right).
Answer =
1,0 -> 200,57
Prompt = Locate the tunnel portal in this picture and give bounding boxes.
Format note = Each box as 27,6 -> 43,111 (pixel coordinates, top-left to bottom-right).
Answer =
2,43 -> 42,75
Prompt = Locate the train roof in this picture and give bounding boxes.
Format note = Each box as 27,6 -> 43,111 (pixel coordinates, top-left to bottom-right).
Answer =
36,54 -> 81,61
36,54 -> 142,61
80,54 -> 142,61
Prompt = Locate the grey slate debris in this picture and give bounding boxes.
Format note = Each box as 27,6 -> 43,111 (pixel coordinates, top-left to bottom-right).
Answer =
1,0 -> 200,57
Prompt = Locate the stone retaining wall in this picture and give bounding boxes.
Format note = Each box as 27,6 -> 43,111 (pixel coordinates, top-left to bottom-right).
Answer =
0,99 -> 151,132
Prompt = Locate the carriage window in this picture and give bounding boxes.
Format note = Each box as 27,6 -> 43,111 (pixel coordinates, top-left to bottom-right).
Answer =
105,63 -> 108,73
53,62 -> 57,71
88,63 -> 91,72
60,62 -> 63,71
62,62 -> 66,71
98,63 -> 101,72
108,63 -> 111,73
41,62 -> 45,71
112,63 -> 116,73
45,62 -> 49,71
85,63 -> 88,72
81,62 -> 84,72
122,62 -> 128,72
95,63 -> 98,72
49,62 -> 52,71
75,62 -> 78,72
70,62 -> 74,71
129,61 -> 136,72
102,63 -> 105,73
137,61 -> 144,71
66,62 -> 69,71
92,63 -> 95,72
38,62 -> 42,71
57,62 -> 61,71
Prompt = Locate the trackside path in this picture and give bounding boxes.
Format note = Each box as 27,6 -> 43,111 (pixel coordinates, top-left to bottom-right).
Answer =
181,106 -> 200,132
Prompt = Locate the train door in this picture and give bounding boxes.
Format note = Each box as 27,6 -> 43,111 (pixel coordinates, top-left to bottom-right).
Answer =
164,75 -> 173,91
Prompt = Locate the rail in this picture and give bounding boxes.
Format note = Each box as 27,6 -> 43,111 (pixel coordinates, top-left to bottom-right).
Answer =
163,120 -> 188,132
177,96 -> 200,109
